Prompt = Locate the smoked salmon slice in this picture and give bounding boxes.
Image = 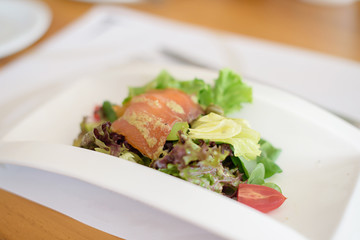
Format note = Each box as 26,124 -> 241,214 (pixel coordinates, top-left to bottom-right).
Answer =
111,88 -> 203,160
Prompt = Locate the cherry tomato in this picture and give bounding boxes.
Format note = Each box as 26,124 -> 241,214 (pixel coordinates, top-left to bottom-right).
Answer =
93,105 -> 101,121
237,184 -> 286,213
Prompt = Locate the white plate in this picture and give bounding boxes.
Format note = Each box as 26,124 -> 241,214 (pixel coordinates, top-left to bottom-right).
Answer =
2,63 -> 360,239
0,0 -> 51,58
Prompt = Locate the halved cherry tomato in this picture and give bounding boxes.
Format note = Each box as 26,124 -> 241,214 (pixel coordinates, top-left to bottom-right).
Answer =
237,184 -> 286,213
93,105 -> 101,121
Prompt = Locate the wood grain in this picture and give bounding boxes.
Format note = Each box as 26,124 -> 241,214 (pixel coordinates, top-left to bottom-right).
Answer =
129,0 -> 360,62
1,0 -> 359,69
0,188 -> 122,240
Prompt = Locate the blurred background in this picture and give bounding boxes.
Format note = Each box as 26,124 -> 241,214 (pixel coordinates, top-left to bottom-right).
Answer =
0,0 -> 359,129
1,0 -> 360,64
0,0 -> 360,127
0,0 -> 360,240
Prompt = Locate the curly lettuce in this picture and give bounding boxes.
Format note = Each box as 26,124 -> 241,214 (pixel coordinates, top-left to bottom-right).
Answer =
124,68 -> 252,115
74,121 -> 149,166
188,113 -> 261,160
154,133 -> 241,196
213,69 -> 252,114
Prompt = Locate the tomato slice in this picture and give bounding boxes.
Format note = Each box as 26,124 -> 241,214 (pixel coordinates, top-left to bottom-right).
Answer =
93,105 -> 101,121
237,184 -> 286,213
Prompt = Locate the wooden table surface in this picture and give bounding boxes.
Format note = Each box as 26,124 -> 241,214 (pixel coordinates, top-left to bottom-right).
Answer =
0,0 -> 359,239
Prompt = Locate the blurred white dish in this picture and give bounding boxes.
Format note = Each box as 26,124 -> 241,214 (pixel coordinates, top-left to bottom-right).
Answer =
0,0 -> 51,58
2,63 -> 360,239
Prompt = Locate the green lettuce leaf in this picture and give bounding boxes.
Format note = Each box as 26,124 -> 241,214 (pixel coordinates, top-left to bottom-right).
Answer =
124,69 -> 252,115
189,113 -> 261,160
257,139 -> 282,178
262,182 -> 282,193
213,68 -> 252,115
231,138 -> 282,180
247,163 -> 265,185
125,70 -> 210,104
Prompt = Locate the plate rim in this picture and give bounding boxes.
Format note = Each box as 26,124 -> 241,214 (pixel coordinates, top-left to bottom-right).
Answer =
0,0 -> 52,58
2,62 -> 360,239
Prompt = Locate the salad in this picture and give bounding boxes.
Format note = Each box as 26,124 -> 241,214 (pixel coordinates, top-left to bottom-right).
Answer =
73,68 -> 286,213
